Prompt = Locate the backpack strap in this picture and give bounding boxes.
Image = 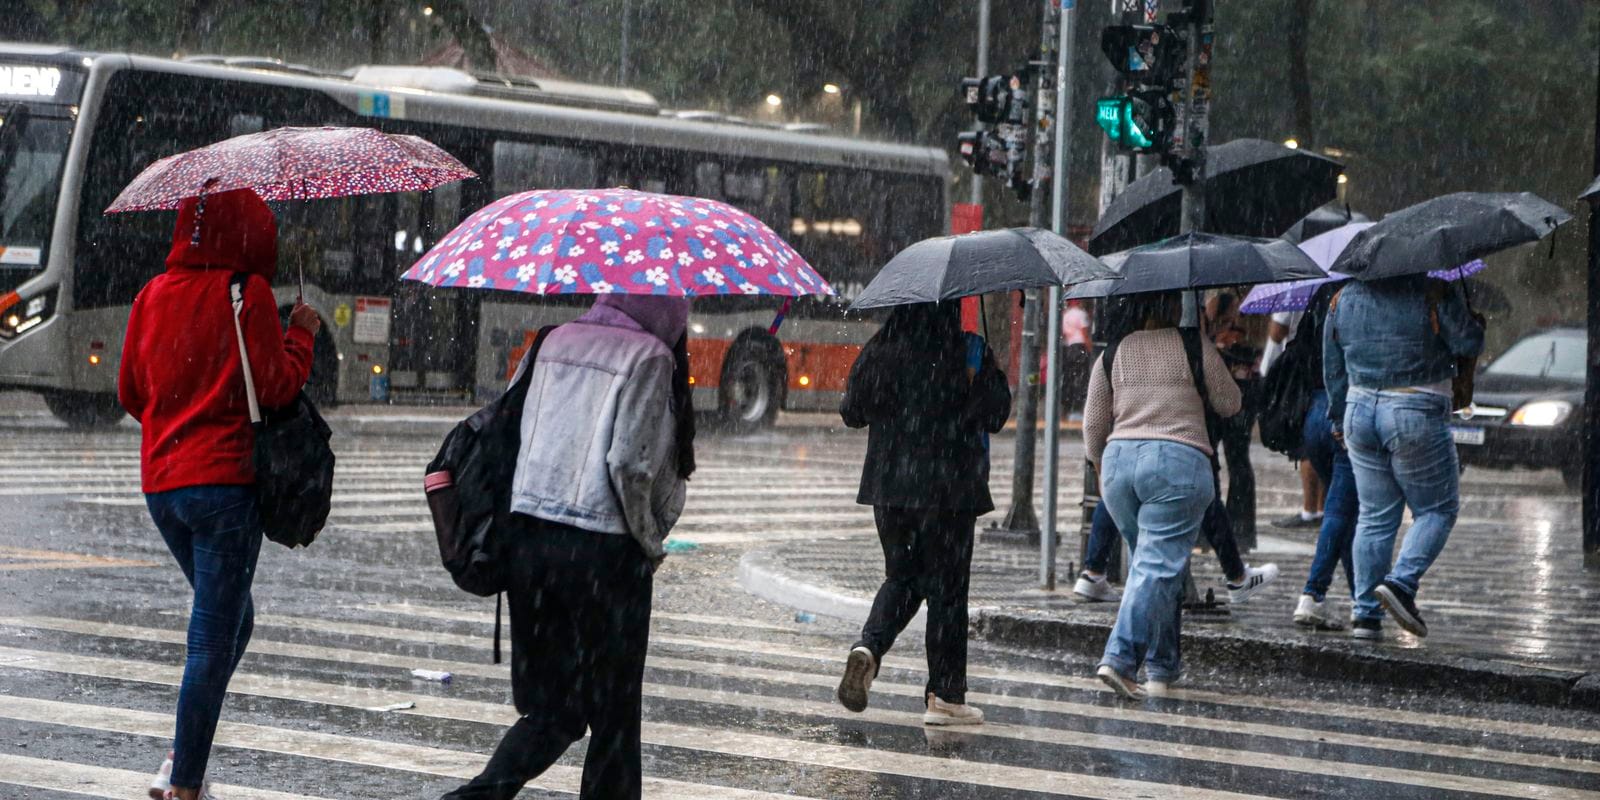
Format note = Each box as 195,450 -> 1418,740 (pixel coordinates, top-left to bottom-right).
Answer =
1179,327 -> 1225,477
228,273 -> 262,425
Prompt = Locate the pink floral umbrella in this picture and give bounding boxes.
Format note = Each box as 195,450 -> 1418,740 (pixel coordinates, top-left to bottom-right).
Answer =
402,188 -> 832,297
104,126 -> 476,213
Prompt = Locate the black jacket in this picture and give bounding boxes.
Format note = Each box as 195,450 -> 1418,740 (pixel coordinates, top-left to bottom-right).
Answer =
841,304 -> 1012,513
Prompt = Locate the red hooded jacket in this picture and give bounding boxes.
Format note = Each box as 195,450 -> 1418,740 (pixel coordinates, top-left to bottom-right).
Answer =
117,189 -> 314,493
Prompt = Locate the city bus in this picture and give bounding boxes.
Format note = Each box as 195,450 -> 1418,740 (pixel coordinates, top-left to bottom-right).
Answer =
0,44 -> 949,428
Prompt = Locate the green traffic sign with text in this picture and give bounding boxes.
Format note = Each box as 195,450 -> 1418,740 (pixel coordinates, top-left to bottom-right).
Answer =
1096,96 -> 1156,149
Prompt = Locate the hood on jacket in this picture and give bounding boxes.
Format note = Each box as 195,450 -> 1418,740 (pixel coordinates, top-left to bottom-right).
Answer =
165,188 -> 278,279
594,294 -> 691,346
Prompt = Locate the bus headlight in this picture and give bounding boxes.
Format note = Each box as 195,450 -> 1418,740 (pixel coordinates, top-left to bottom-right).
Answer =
1511,400 -> 1572,427
0,288 -> 55,340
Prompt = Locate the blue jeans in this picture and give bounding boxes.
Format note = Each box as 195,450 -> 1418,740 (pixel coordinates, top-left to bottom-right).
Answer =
146,485 -> 264,790
1343,389 -> 1459,621
1097,440 -> 1215,683
1301,391 -> 1357,602
1084,495 -> 1245,582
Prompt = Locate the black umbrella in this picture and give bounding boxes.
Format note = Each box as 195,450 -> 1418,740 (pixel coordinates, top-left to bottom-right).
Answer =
1281,204 -> 1370,245
1330,192 -> 1572,281
1580,174 -> 1600,203
849,227 -> 1116,310
1088,138 -> 1344,255
1065,232 -> 1325,300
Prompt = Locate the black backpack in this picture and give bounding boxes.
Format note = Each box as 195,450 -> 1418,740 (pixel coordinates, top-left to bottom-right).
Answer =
1258,313 -> 1320,457
424,326 -> 556,662
228,274 -> 335,549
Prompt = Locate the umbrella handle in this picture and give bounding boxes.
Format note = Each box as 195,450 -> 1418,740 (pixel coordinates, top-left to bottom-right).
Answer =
767,298 -> 793,335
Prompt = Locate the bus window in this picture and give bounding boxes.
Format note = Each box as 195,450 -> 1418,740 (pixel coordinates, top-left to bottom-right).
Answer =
790,168 -> 884,305
229,113 -> 264,136
493,140 -> 598,195
694,162 -> 722,199
0,109 -> 70,294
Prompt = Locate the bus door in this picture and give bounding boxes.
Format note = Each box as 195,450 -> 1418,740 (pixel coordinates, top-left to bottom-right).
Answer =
387,179 -> 476,402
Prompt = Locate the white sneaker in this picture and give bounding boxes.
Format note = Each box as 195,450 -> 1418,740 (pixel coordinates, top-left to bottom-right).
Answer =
836,646 -> 876,713
1228,563 -> 1279,604
1293,593 -> 1342,630
1096,665 -> 1147,700
923,692 -> 984,726
1072,572 -> 1121,603
1144,679 -> 1174,698
149,752 -> 173,800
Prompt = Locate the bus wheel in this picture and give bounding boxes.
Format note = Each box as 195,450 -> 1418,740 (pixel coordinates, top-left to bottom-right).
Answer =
43,391 -> 126,429
720,340 -> 783,431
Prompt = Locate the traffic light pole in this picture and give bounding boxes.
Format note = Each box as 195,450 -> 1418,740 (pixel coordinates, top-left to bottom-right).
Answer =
1039,0 -> 1076,590
970,0 -> 991,207
997,0 -> 1062,540
1584,38 -> 1600,571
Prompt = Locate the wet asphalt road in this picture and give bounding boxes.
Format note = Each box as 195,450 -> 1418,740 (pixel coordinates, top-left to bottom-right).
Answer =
2,416 -> 1600,799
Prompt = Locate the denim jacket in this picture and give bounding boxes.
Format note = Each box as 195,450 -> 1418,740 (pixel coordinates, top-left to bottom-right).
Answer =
509,301 -> 685,562
1323,275 -> 1485,431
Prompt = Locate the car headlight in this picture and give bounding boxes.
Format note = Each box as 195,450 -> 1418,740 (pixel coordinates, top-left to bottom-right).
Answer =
1510,400 -> 1572,427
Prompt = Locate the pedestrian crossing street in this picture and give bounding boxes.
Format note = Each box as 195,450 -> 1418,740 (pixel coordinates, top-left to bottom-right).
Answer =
5,598 -> 1600,798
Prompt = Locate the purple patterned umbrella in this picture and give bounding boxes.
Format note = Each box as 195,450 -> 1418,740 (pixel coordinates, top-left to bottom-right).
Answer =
402,189 -> 831,297
105,126 -> 475,213
1241,221 -> 1485,314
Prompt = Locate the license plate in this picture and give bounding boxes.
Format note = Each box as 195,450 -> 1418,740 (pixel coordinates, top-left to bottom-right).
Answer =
1451,426 -> 1485,446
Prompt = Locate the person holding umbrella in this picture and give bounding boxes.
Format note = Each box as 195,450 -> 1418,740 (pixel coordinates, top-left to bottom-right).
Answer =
833,228 -> 1110,722
120,189 -> 319,800
1325,192 -> 1568,639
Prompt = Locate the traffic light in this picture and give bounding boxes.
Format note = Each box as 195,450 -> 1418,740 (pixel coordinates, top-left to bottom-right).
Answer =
1100,24 -> 1184,87
1094,91 -> 1173,152
960,76 -> 1010,124
957,71 -> 1032,200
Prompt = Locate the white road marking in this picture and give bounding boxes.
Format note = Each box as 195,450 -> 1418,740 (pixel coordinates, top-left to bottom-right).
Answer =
0,752 -> 325,800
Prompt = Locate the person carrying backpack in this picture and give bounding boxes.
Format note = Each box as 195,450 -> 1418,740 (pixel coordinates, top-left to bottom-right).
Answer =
1083,291 -> 1241,700
442,294 -> 694,800
834,302 -> 1010,725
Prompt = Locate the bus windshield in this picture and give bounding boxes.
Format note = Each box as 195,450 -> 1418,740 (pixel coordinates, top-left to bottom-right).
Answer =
0,106 -> 70,293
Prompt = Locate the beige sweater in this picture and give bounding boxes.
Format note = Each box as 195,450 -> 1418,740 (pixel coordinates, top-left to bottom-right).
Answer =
1082,328 -> 1243,467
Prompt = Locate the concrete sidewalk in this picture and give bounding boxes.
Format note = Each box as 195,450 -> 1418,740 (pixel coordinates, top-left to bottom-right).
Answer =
740,467 -> 1600,710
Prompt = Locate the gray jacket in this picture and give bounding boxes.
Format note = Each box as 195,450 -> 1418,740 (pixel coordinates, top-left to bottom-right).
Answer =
509,297 -> 688,562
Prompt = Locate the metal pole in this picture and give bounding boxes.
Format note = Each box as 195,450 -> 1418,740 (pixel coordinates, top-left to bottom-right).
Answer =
1040,0 -> 1076,590
970,0 -> 992,206
1000,0 -> 1061,539
1584,37 -> 1600,570
619,0 -> 631,86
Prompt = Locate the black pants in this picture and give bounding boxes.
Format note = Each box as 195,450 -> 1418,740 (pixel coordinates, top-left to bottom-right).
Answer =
443,517 -> 654,800
856,507 -> 976,704
1215,379 -> 1258,548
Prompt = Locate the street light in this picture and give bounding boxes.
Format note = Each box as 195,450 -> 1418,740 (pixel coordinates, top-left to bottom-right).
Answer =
422,5 -> 433,16
1284,137 -> 1300,149
823,83 -> 841,95
765,94 -> 783,108
1337,173 -> 1349,184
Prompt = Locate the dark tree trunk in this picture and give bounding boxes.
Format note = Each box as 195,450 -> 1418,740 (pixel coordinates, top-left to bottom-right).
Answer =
1286,0 -> 1316,148
176,0 -> 222,54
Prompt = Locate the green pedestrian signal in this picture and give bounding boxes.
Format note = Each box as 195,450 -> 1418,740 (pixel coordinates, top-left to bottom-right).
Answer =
1095,94 -> 1169,151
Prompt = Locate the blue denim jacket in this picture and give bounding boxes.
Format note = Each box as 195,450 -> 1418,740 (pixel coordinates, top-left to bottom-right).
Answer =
1323,275 -> 1484,431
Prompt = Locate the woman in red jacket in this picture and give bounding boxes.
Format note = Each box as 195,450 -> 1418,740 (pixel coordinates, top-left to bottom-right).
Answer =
118,188 -> 319,800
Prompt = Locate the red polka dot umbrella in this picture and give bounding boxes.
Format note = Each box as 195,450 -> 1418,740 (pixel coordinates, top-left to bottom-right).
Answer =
103,126 -> 476,213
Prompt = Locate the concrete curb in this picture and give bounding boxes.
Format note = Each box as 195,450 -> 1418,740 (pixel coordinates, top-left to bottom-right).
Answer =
737,548 -> 926,633
740,548 -> 1598,711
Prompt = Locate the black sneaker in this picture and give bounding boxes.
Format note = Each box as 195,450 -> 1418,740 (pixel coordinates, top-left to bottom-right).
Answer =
1375,581 -> 1427,638
1350,617 -> 1383,640
1272,513 -> 1321,530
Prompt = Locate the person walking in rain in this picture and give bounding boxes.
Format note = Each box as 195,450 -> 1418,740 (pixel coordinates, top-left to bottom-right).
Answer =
1325,275 -> 1483,640
119,189 -> 319,800
835,302 -> 1010,725
442,294 -> 694,800
1083,291 -> 1241,699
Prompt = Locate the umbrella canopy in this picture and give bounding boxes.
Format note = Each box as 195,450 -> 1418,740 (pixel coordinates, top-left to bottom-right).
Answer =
106,126 -> 476,213
1281,204 -> 1370,245
1065,232 -> 1324,300
1581,174 -> 1600,203
848,228 -> 1115,310
403,188 -> 830,297
1241,219 -> 1489,314
1087,138 -> 1344,255
1331,192 -> 1572,281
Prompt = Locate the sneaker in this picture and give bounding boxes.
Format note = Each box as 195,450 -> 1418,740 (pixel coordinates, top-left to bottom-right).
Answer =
1072,572 -> 1121,603
1375,580 -> 1428,638
1272,512 -> 1322,529
1293,593 -> 1341,630
1096,664 -> 1147,700
923,692 -> 984,726
149,752 -> 173,800
836,646 -> 876,713
1144,673 -> 1182,697
1227,563 -> 1279,604
1351,617 -> 1383,640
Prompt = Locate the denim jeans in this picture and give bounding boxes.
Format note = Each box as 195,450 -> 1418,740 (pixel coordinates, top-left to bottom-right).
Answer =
1086,487 -> 1244,582
1343,389 -> 1460,621
1301,390 -> 1357,602
145,485 -> 263,790
1097,440 -> 1215,683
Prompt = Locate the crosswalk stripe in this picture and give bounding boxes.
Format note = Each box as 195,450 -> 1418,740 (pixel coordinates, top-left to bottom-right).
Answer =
362,603 -> 809,636
0,643 -> 1271,800
363,604 -> 1600,748
9,612 -> 1596,792
0,752 -> 326,800
0,695 -> 812,800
